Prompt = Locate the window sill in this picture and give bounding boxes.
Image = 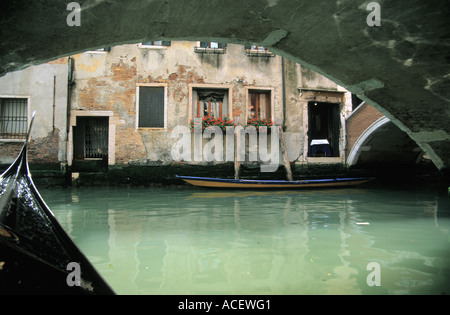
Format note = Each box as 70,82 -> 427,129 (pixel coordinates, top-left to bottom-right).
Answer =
139,44 -> 169,50
305,157 -> 343,164
194,47 -> 226,54
245,50 -> 275,58
0,138 -> 26,143
137,127 -> 166,131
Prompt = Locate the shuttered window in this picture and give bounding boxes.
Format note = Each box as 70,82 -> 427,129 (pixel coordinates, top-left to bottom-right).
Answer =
248,90 -> 271,119
199,42 -> 226,48
141,41 -> 171,47
0,98 -> 28,140
192,89 -> 228,119
138,86 -> 165,128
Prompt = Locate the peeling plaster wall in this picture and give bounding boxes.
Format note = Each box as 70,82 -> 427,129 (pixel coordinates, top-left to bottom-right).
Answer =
0,60 -> 68,165
0,0 -> 449,176
70,42 -> 294,166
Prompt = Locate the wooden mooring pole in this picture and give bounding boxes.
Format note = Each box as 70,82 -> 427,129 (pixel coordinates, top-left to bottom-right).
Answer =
279,127 -> 293,181
234,126 -> 293,181
234,132 -> 241,179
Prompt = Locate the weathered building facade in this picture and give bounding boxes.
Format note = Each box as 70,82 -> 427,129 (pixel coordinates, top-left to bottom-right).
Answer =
66,41 -> 353,180
3,41 -> 423,185
0,58 -> 69,183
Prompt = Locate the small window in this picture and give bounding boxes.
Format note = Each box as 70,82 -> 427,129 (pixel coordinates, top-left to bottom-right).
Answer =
199,42 -> 226,49
248,90 -> 271,120
137,86 -> 165,128
0,98 -> 28,140
195,42 -> 227,54
251,45 -> 266,51
192,89 -> 228,119
141,41 -> 171,47
244,45 -> 275,58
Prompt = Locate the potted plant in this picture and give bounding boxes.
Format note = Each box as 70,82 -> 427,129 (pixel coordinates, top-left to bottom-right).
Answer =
189,116 -> 235,132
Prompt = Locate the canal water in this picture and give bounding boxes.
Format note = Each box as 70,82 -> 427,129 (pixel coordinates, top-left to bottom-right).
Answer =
39,184 -> 450,295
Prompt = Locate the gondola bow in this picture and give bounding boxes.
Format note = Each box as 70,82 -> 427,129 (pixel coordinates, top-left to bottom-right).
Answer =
0,113 -> 114,294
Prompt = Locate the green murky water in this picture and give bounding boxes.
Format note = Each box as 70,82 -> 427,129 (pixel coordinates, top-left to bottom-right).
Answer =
40,185 -> 450,295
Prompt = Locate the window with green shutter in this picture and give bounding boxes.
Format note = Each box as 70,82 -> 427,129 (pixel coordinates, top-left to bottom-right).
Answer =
138,86 -> 165,128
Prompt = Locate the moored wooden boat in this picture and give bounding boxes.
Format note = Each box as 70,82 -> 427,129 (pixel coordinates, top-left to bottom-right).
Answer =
176,175 -> 373,189
0,113 -> 115,294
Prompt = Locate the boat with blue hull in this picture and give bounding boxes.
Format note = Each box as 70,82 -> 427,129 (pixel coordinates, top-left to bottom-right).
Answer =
176,175 -> 373,189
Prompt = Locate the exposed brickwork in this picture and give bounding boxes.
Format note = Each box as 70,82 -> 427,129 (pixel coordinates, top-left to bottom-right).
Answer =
0,142 -> 22,163
0,130 -> 60,166
75,59 -> 209,165
28,129 -> 61,164
111,59 -> 137,82
79,78 -> 105,110
345,103 -> 384,157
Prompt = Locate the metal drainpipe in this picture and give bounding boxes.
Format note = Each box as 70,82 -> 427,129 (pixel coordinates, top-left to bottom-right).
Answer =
67,56 -> 73,136
65,56 -> 74,184
52,75 -> 56,132
281,56 -> 287,130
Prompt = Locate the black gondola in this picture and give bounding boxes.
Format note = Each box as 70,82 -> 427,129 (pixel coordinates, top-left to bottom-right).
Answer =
0,113 -> 115,294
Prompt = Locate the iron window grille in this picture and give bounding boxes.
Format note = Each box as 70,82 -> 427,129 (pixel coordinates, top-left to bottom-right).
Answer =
0,98 -> 28,140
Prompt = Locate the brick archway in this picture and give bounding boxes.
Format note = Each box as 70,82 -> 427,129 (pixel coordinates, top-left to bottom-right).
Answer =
347,116 -> 390,166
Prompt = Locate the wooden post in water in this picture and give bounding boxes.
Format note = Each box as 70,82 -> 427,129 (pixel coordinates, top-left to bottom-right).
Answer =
279,127 -> 293,181
234,132 -> 241,179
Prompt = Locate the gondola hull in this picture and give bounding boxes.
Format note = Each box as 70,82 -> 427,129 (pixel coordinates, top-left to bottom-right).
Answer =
0,114 -> 114,294
176,175 -> 373,189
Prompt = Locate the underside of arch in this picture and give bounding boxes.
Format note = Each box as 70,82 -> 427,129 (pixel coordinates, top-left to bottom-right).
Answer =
0,0 -> 449,177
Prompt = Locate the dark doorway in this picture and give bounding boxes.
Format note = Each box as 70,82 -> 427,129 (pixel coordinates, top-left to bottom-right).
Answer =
308,102 -> 340,157
73,116 -> 109,171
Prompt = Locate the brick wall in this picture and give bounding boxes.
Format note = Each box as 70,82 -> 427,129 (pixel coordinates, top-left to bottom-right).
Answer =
0,130 -> 61,167
345,103 -> 384,157
28,129 -> 61,164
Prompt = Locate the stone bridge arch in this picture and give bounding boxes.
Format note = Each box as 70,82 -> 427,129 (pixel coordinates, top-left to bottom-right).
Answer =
346,103 -> 389,166
1,0 -> 449,178
346,102 -> 428,172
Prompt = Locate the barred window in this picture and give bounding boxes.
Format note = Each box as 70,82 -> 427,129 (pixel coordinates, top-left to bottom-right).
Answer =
0,98 -> 28,140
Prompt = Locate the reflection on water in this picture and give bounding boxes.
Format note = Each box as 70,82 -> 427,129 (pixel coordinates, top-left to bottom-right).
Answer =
40,186 -> 450,295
